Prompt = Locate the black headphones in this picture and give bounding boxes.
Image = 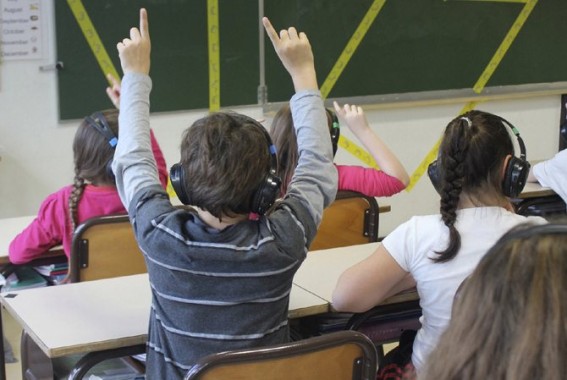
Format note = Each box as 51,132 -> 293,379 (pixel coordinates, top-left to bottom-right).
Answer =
428,113 -> 530,198
170,121 -> 282,215
327,108 -> 340,157
85,112 -> 118,179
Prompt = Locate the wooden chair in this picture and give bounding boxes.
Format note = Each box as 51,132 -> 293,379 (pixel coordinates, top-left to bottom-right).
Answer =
185,330 -> 378,380
66,214 -> 147,283
310,191 -> 382,251
22,214 -> 147,380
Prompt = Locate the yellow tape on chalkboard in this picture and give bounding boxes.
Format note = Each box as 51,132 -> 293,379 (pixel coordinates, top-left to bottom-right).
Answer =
321,0 -> 537,190
320,0 -> 386,100
207,0 -> 220,112
405,0 -> 538,191
320,0 -> 387,169
473,0 -> 537,93
66,0 -> 120,84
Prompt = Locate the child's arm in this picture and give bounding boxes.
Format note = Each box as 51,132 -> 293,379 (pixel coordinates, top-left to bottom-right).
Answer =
263,18 -> 337,226
106,74 -> 121,109
111,8 -> 161,209
9,195 -> 66,264
333,101 -> 410,187
105,73 -> 169,189
332,244 -> 415,312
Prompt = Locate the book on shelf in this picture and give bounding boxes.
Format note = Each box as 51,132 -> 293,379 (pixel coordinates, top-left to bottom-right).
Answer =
1,266 -> 48,292
33,262 -> 69,284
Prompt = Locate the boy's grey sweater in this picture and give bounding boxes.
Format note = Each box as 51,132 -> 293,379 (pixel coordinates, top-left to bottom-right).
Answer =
113,73 -> 337,379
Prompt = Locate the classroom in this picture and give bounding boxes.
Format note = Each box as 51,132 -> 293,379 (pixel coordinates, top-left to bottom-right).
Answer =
0,0 -> 565,379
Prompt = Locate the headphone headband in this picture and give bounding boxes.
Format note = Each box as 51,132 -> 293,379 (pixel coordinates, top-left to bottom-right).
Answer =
427,111 -> 530,197
85,112 -> 118,148
326,108 -> 340,157
495,115 -> 526,162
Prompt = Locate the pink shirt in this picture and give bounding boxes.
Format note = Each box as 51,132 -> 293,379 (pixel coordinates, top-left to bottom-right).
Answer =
337,165 -> 405,197
8,130 -> 168,264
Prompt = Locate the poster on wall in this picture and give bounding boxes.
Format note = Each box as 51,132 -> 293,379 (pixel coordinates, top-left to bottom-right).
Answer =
0,0 -> 43,60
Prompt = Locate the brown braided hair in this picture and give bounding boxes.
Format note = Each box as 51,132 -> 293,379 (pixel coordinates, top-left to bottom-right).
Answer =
68,109 -> 119,231
434,110 -> 514,262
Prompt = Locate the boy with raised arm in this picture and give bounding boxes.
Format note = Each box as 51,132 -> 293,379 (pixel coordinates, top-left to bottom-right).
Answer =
112,9 -> 337,379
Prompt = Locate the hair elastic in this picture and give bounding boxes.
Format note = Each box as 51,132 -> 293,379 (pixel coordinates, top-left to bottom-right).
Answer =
460,117 -> 472,127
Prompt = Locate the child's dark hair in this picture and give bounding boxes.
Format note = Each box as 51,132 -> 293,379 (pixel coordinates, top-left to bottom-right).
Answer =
434,110 -> 514,263
179,112 -> 271,219
271,104 -> 336,195
69,109 -> 119,231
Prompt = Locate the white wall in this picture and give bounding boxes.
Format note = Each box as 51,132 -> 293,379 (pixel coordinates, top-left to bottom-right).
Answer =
0,0 -> 561,236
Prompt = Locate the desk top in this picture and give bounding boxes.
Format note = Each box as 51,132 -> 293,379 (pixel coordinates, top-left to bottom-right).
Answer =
0,274 -> 328,358
518,182 -> 555,199
295,243 -> 419,307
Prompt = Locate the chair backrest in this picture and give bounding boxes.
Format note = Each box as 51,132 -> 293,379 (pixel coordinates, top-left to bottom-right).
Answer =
311,191 -> 380,251
185,330 -> 378,380
68,214 -> 146,283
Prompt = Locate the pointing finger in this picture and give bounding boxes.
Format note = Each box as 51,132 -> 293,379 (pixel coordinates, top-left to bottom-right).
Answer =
262,17 -> 279,46
139,8 -> 150,40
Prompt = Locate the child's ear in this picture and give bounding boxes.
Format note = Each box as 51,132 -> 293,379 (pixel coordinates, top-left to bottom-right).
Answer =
500,154 -> 512,181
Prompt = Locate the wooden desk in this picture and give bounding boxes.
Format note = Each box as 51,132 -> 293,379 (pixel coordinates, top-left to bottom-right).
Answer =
518,182 -> 555,199
0,215 -> 64,265
0,274 -> 328,379
295,243 -> 419,307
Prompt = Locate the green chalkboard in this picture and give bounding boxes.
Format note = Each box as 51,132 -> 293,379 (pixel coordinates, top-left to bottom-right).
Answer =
264,0 -> 567,103
55,0 -> 259,120
55,0 -> 567,120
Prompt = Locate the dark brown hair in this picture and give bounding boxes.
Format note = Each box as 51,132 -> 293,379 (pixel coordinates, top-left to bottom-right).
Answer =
179,112 -> 271,218
434,110 -> 514,262
68,109 -> 119,231
423,222 -> 567,380
270,104 -> 335,195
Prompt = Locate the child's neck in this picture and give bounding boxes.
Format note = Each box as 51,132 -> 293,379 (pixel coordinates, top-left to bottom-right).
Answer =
458,192 -> 512,211
195,208 -> 247,230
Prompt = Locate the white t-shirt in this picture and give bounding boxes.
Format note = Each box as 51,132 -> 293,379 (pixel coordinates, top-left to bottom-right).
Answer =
382,207 -> 546,373
533,150 -> 567,204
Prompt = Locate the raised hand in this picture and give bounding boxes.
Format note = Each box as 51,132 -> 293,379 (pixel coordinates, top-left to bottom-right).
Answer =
262,17 -> 317,92
117,8 -> 151,75
333,101 -> 410,186
333,101 -> 370,135
106,73 -> 121,109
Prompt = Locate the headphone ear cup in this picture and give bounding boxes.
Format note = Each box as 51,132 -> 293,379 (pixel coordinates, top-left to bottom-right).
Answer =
250,173 -> 282,215
170,163 -> 191,205
427,160 -> 442,195
502,157 -> 530,198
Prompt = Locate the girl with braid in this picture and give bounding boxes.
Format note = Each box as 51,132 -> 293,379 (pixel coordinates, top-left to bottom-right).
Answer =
9,109 -> 168,264
332,110 -> 546,379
